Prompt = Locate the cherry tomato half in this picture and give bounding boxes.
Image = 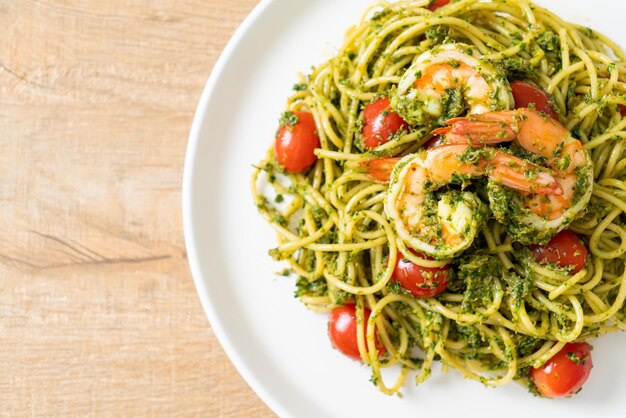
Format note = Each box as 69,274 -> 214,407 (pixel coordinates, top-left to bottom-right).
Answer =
392,252 -> 450,298
511,80 -> 559,121
428,0 -> 451,11
531,342 -> 593,398
328,304 -> 385,361
619,104 -> 626,117
362,97 -> 409,149
274,111 -> 320,173
530,230 -> 588,274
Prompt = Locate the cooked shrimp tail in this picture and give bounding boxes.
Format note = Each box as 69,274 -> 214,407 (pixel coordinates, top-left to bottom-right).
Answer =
434,108 -> 594,244
361,158 -> 401,183
489,153 -> 562,195
431,115 -> 518,145
366,152 -> 561,195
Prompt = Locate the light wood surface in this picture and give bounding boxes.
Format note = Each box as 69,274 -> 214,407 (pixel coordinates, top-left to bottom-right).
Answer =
0,1 -> 275,416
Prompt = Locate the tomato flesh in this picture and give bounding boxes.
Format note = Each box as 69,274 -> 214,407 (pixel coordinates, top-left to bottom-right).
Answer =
362,97 -> 409,149
511,81 -> 559,121
619,104 -> 626,117
392,251 -> 449,298
428,0 -> 451,11
274,111 -> 320,173
530,230 -> 588,274
328,304 -> 385,361
531,342 -> 593,398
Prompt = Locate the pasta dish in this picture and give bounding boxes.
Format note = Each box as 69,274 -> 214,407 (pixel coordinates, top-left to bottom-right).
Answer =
252,0 -> 626,397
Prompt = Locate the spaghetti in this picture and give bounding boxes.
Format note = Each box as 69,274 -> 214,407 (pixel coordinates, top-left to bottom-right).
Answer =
252,0 -> 626,396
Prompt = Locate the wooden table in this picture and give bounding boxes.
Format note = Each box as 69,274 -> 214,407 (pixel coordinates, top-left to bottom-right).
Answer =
0,1 -> 274,416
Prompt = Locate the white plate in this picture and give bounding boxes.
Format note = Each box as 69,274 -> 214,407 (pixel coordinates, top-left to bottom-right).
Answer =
183,1 -> 626,417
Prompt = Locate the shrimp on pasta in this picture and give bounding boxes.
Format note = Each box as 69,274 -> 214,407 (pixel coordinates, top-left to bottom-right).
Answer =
392,43 -> 512,125
384,144 -> 562,258
434,108 -> 594,244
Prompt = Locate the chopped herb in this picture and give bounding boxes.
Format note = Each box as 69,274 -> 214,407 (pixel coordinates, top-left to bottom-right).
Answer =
425,25 -> 451,45
440,87 -> 465,120
295,277 -> 328,298
511,31 -> 523,42
279,111 -> 299,128
537,31 -> 560,52
566,351 -> 584,365
371,8 -> 391,22
272,214 -> 287,226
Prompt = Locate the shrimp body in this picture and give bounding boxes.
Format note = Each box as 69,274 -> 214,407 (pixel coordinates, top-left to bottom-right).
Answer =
391,44 -> 512,126
384,144 -> 562,259
435,108 -> 594,244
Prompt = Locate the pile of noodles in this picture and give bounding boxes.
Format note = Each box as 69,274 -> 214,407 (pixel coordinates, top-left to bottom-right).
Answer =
252,0 -> 626,395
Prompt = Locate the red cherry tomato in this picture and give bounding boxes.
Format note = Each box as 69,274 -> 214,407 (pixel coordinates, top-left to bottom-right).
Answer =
619,104 -> 626,117
362,98 -> 409,149
392,251 -> 449,298
511,81 -> 559,121
328,304 -> 385,361
530,230 -> 588,274
531,342 -> 593,398
428,0 -> 451,11
423,135 -> 444,149
274,111 -> 320,173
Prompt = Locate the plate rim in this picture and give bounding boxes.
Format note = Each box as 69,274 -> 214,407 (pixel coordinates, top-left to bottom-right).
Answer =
181,0 -> 287,416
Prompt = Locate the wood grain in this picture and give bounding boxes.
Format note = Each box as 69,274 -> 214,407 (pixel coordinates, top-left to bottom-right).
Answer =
0,0 -> 275,416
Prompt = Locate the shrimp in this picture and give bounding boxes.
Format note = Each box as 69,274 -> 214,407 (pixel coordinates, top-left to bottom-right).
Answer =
383,144 -> 562,259
433,108 -> 594,244
391,43 -> 512,126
